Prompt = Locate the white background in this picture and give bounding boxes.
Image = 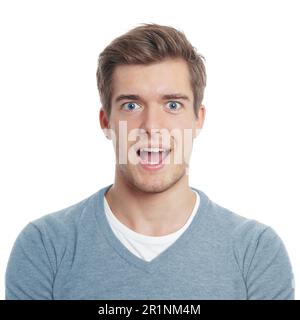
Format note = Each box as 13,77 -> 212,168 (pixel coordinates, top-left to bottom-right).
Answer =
0,0 -> 299,299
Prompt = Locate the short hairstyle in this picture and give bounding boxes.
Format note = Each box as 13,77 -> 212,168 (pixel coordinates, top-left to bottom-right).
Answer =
96,23 -> 207,119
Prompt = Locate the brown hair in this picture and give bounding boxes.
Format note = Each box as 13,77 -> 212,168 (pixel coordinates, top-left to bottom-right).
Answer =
96,23 -> 206,119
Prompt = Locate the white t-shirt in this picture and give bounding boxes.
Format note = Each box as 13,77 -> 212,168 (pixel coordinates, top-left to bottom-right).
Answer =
103,190 -> 200,262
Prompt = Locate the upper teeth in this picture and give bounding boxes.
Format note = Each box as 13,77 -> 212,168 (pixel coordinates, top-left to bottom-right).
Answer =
140,147 -> 168,153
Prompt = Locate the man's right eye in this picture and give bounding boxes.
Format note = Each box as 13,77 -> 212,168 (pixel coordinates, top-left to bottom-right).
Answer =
121,102 -> 141,111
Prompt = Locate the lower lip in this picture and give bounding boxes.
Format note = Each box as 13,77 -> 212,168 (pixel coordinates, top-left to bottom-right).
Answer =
138,151 -> 171,171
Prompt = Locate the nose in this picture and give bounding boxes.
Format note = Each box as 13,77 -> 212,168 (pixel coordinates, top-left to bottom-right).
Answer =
140,105 -> 163,135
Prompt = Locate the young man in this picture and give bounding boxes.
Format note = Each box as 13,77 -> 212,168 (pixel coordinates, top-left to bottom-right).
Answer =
6,23 -> 294,300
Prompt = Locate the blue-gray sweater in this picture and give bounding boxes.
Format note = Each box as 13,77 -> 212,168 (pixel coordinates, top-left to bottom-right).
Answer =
5,185 -> 295,299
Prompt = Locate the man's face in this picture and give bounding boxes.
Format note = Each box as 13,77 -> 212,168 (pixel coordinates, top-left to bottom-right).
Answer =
100,58 -> 205,193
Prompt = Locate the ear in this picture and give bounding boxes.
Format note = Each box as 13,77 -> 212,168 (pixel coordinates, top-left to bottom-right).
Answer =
194,105 -> 206,138
99,108 -> 112,139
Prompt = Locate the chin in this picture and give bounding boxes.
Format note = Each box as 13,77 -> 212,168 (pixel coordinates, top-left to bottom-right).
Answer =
133,181 -> 171,194
119,165 -> 186,194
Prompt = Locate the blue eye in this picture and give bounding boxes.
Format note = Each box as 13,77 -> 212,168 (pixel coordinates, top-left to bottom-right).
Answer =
167,101 -> 182,111
121,102 -> 141,111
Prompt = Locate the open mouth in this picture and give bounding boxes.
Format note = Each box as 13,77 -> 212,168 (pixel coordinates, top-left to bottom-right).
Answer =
136,147 -> 171,165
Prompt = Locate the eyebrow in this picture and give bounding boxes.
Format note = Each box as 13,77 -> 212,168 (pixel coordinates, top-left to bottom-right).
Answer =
114,93 -> 190,103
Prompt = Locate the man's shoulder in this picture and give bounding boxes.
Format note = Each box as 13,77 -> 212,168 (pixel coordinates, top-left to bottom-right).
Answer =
213,199 -> 267,235
196,188 -> 272,244
196,189 -> 294,299
27,187 -> 106,238
197,188 -> 291,271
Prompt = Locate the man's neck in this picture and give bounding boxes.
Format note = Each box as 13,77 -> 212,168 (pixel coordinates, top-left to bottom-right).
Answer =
104,174 -> 196,237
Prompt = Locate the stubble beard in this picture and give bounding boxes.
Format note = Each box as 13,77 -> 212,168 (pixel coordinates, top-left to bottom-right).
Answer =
117,162 -> 187,194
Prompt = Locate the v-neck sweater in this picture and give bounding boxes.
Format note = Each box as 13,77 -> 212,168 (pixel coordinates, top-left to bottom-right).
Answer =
5,184 -> 295,299
103,189 -> 200,262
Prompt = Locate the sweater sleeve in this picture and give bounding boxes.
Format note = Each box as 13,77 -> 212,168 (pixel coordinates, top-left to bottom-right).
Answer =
244,226 -> 295,300
5,222 -> 55,300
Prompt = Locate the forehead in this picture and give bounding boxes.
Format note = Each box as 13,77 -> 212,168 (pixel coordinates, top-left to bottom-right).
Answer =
111,58 -> 193,100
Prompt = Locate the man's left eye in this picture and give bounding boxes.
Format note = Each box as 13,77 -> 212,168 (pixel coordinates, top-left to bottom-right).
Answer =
167,101 -> 182,111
